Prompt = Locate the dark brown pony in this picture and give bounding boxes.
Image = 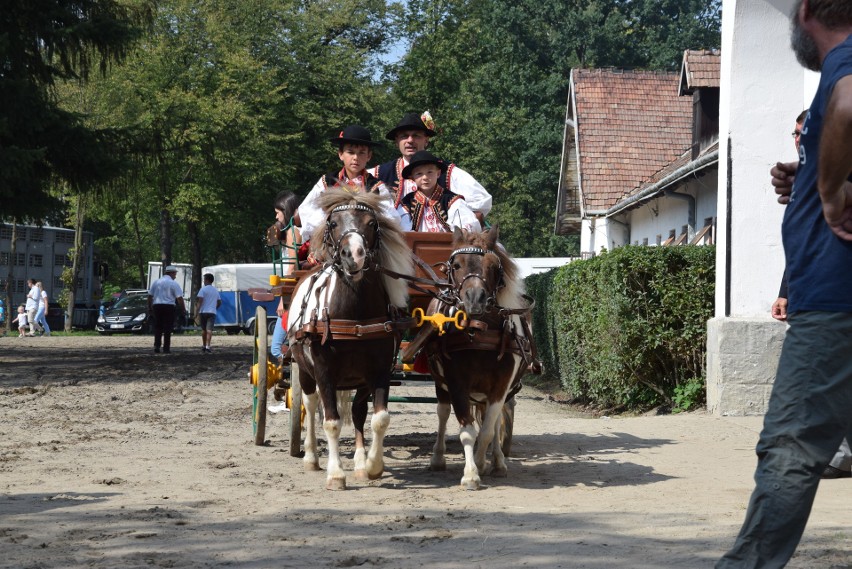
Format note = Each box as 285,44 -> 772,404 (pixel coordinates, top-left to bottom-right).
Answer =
287,189 -> 413,490
424,225 -> 531,490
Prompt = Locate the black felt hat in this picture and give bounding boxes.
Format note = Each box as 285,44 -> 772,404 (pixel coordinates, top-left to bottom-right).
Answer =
401,150 -> 447,179
385,112 -> 437,140
328,125 -> 380,147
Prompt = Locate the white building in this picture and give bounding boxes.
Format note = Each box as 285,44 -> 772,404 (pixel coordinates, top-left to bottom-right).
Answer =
705,0 -> 817,415
0,223 -> 96,308
556,51 -> 720,256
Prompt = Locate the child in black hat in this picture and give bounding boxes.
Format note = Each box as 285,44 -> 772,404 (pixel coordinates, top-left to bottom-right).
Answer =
297,125 -> 410,241
400,150 -> 481,233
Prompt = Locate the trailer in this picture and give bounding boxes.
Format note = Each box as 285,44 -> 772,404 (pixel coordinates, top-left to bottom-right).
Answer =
147,262 -> 193,296
201,263 -> 280,335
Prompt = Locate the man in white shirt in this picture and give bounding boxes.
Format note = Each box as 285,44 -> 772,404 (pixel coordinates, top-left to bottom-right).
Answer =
371,112 -> 492,225
195,272 -> 221,353
24,279 -> 42,336
147,266 -> 185,354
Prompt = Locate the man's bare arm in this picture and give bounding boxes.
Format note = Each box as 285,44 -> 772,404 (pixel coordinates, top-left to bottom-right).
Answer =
818,75 -> 852,240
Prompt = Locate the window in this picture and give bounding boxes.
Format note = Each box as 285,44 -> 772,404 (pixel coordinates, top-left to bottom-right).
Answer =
29,254 -> 43,268
14,279 -> 27,293
54,276 -> 64,289
0,226 -> 11,240
29,228 -> 44,242
0,252 -> 8,265
56,231 -> 75,244
55,254 -> 72,267
14,253 -> 25,266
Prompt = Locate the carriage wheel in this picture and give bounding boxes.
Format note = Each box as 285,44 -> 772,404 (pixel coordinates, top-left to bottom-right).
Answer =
288,361 -> 303,457
500,397 -> 516,457
253,306 -> 269,446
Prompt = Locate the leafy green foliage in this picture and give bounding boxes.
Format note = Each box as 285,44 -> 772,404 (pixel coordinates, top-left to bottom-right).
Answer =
526,245 -> 715,411
0,0 -> 151,220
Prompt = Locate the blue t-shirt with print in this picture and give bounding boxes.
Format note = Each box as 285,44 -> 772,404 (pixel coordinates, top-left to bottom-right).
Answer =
782,34 -> 852,314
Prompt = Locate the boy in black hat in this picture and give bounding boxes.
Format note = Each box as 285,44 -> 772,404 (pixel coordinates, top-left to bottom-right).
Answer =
297,125 -> 409,239
400,150 -> 480,233
370,111 -> 492,224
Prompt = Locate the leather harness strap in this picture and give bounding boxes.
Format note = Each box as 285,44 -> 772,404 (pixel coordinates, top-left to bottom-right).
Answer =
294,315 -> 417,342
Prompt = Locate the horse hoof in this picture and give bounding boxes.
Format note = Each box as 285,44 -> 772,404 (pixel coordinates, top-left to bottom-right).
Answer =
353,469 -> 369,481
326,477 -> 347,491
304,462 -> 321,472
461,478 -> 481,491
367,469 -> 383,481
492,466 -> 508,478
429,461 -> 447,472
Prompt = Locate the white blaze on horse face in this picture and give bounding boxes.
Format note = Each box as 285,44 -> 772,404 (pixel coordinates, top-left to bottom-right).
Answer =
340,232 -> 368,280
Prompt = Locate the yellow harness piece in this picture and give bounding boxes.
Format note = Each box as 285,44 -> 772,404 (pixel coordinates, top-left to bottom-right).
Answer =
411,307 -> 467,335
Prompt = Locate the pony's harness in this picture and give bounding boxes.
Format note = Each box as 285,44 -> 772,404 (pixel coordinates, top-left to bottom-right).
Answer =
291,203 -> 415,346
403,245 -> 541,385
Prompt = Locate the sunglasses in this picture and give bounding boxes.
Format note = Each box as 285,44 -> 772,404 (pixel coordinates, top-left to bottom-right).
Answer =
791,130 -> 802,137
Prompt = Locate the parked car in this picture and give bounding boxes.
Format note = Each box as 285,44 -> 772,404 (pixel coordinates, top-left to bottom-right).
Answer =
96,295 -> 187,335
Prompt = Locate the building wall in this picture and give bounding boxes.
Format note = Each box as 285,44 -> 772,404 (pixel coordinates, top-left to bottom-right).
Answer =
0,224 -> 95,308
624,176 -> 718,247
707,0 -> 811,416
580,174 -> 718,253
715,0 -> 806,319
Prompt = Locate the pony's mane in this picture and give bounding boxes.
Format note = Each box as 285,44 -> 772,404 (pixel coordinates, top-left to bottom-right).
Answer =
458,228 -> 526,309
311,189 -> 413,308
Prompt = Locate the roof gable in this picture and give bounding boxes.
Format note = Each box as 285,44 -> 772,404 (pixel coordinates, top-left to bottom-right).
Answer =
679,49 -> 721,94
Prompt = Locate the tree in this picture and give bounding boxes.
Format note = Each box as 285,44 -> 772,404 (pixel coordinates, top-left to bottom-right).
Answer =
74,0 -> 401,295
0,0 -> 151,221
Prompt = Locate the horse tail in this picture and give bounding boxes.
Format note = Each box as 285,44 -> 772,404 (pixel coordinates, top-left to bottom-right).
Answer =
337,389 -> 353,426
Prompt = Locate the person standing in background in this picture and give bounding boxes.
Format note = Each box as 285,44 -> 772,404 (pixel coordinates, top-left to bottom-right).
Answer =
147,266 -> 185,354
34,281 -> 51,336
195,272 -> 221,353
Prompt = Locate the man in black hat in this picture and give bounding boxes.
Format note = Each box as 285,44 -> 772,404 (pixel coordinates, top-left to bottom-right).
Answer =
370,111 -> 492,224
400,150 -> 480,232
297,124 -> 409,239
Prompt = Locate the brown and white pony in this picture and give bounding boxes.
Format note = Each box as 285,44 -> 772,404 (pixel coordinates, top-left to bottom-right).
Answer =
287,189 -> 413,490
425,225 -> 530,490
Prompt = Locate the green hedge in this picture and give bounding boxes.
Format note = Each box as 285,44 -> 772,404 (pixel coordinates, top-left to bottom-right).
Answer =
525,245 -> 715,412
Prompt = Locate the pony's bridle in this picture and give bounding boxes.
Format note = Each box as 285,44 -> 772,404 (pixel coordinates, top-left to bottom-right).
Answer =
446,246 -> 504,309
322,203 -> 381,270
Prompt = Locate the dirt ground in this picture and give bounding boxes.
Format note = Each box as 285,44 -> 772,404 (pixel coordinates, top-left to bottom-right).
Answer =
1,333 -> 850,569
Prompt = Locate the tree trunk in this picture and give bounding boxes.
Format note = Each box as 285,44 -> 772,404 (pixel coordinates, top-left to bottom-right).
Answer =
5,219 -> 18,334
159,206 -> 172,268
188,220 -> 202,302
65,195 -> 87,332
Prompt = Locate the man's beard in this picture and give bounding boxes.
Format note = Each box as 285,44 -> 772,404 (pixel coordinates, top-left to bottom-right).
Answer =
791,14 -> 822,71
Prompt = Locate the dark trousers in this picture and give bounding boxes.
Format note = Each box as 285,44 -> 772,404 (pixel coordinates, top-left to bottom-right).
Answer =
152,303 -> 176,351
717,311 -> 852,568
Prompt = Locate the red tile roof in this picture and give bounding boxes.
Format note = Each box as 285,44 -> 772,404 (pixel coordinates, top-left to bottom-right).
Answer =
679,49 -> 721,94
572,69 -> 693,212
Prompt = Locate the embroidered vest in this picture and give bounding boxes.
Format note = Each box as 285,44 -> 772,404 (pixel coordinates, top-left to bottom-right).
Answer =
401,185 -> 464,232
377,158 -> 454,207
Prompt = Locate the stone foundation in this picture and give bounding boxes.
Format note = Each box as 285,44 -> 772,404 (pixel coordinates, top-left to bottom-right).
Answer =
706,316 -> 786,416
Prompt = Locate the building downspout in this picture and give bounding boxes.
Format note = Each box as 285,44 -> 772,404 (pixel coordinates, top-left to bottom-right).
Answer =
607,216 -> 631,248
665,190 -> 696,240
